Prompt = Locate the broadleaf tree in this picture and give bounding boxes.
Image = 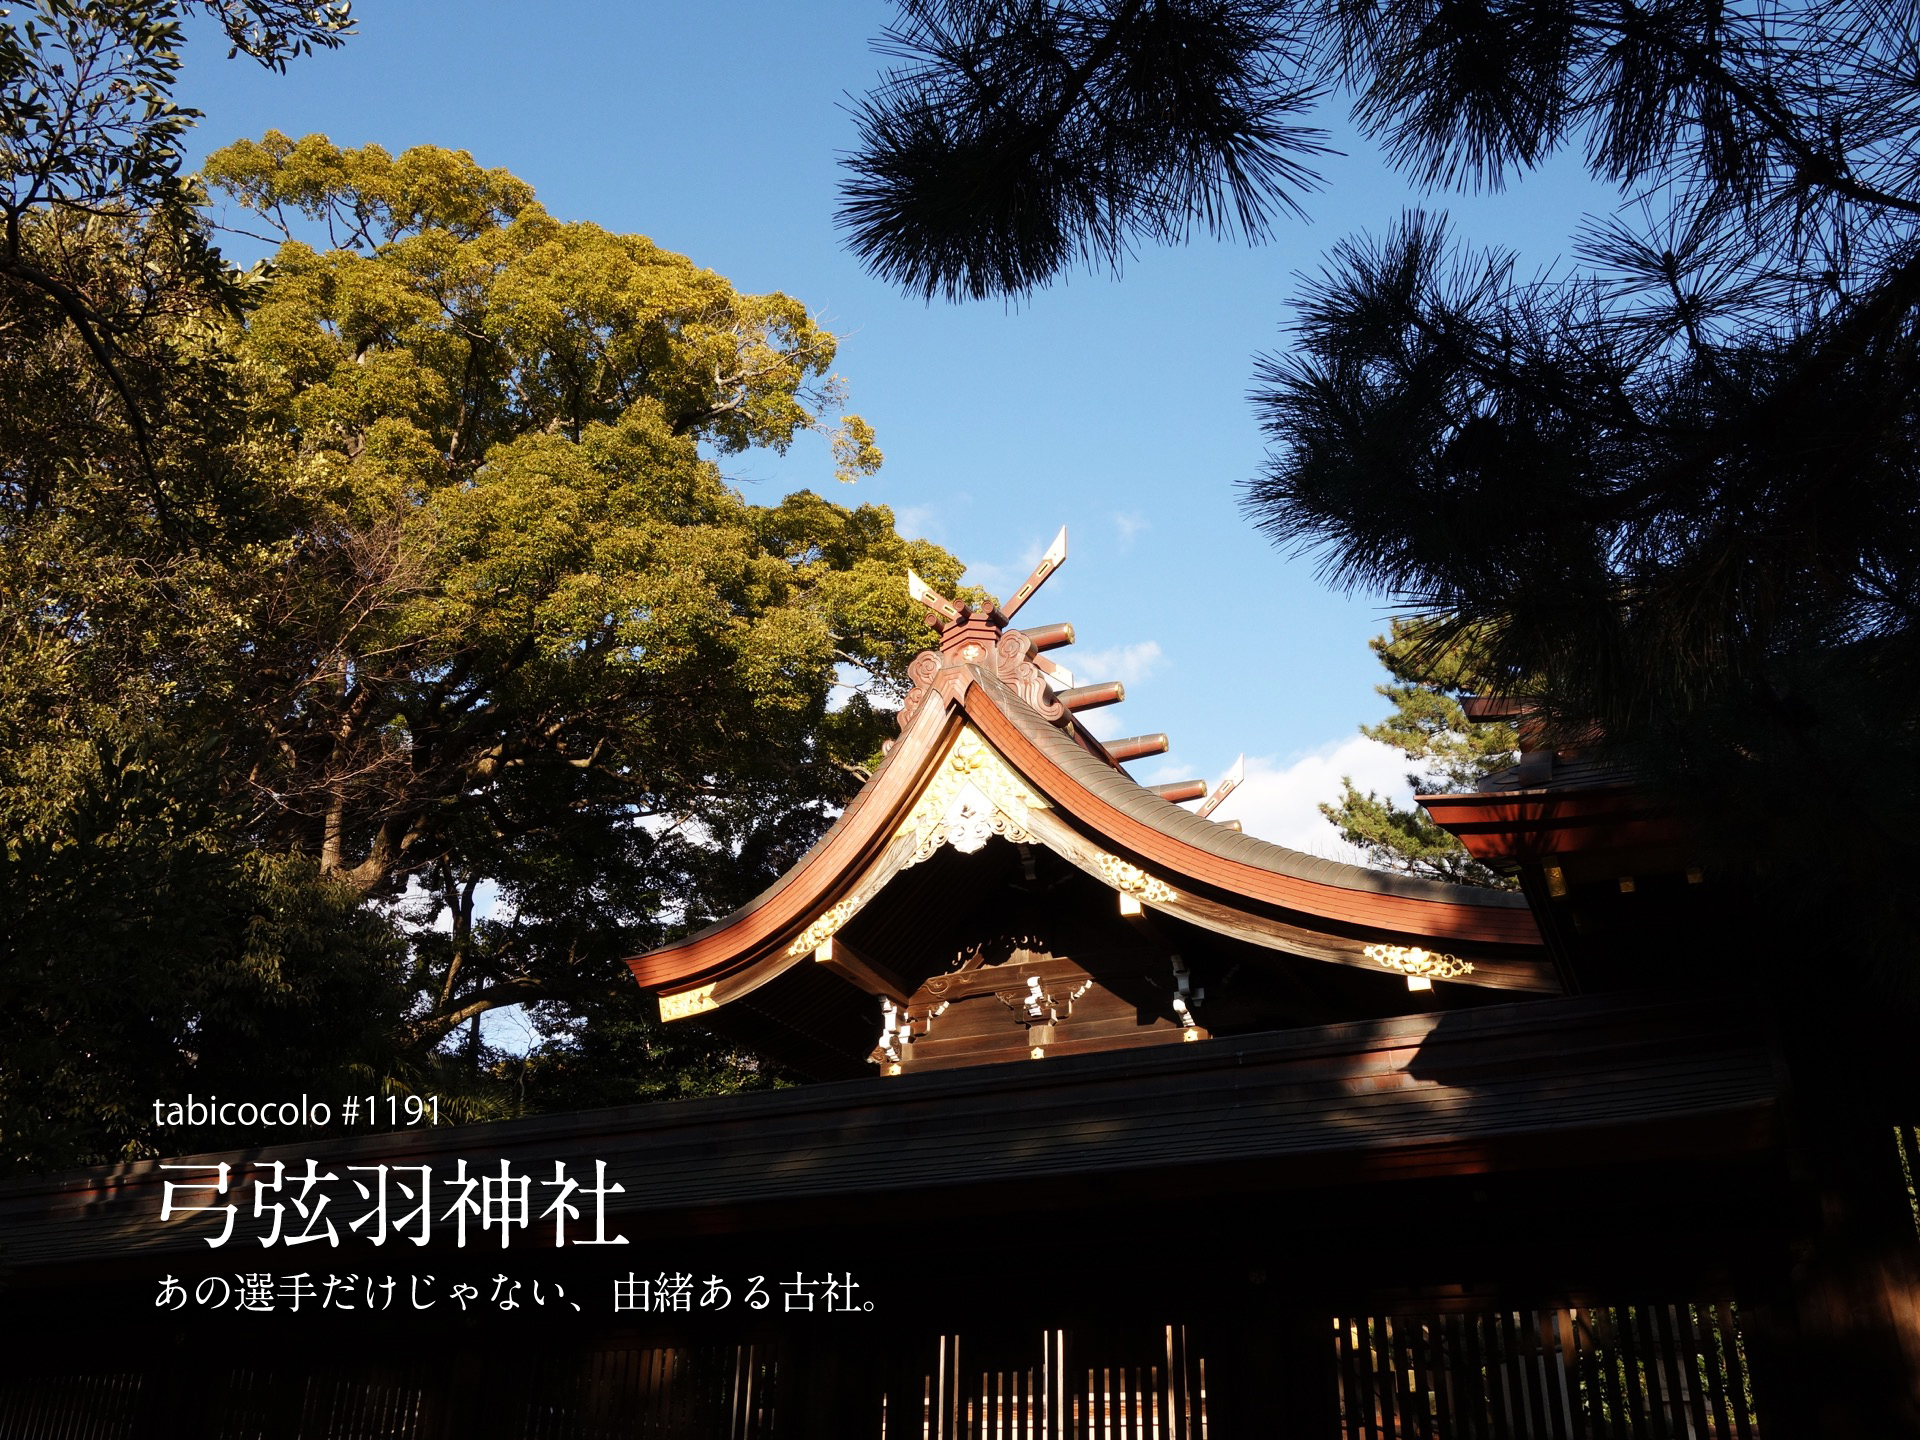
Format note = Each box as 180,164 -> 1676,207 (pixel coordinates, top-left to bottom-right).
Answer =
1,124 -> 969,1168
203,134 -> 958,1056
1,0 -> 353,476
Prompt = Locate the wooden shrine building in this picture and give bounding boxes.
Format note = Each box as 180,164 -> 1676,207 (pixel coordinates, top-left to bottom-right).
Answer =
627,543 -> 1555,1078
2,535 -> 1918,1438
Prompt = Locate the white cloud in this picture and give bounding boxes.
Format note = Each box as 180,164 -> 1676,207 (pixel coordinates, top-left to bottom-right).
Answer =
892,503 -> 939,540
1049,640 -> 1162,739
961,557 -> 1019,597
1070,640 -> 1163,687
1057,640 -> 1163,739
961,532 -> 1055,601
1137,757 -> 1193,786
1209,735 -> 1414,864
1112,510 -> 1149,548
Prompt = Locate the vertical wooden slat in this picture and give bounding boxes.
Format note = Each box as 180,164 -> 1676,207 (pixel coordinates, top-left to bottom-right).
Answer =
1644,1304 -> 1684,1439
1681,1305 -> 1722,1440
1650,1302 -> 1692,1440
1441,1314 -> 1464,1440
1597,1313 -> 1628,1436
1508,1311 -> 1536,1439
1536,1308 -> 1571,1440
1357,1317 -> 1376,1440
1162,1327 -> 1175,1440
1546,1307 -> 1579,1440
1628,1307 -> 1667,1440
1625,1305 -> 1661,1440
1402,1314 -> 1431,1440
1406,1316 -> 1429,1440
1508,1308 -> 1535,1440
1592,1307 -> 1629,1440
1489,1311 -> 1517,1440
1593,1308 -> 1627,1440
1664,1303 -> 1711,1440
1663,1303 -> 1700,1440
1162,1328 -> 1176,1440
1338,1317 -> 1359,1440
1444,1312 -> 1478,1440
1515,1310 -> 1546,1440
1331,1318 -> 1350,1440
1379,1317 -> 1402,1440
945,1335 -> 956,1440
1569,1308 -> 1604,1440
1445,1314 -> 1470,1440
1473,1312 -> 1497,1440
1464,1312 -> 1490,1440
1351,1316 -> 1370,1440
1361,1318 -> 1384,1440
1181,1325 -> 1194,1440
1712,1303 -> 1754,1440
1425,1315 -> 1452,1440
1400,1314 -> 1428,1440
1688,1306 -> 1734,1440
637,1346 -> 657,1433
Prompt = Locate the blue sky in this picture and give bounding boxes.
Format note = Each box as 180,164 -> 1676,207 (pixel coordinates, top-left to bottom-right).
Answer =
184,2 -> 1617,854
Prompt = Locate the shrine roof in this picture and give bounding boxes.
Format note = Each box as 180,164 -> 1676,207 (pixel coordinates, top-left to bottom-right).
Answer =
628,636 -> 1545,1021
650,661 -> 1532,982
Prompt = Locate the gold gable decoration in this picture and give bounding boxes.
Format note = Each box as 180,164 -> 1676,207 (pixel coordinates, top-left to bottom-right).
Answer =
778,727 -> 1051,961
896,725 -> 1048,867
1094,852 -> 1178,904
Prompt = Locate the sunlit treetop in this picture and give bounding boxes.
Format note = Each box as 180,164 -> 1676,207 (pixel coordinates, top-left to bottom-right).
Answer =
209,132 -> 883,480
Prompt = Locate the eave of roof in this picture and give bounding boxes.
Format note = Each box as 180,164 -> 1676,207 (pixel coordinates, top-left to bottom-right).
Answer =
965,669 -> 1537,941
627,660 -> 1543,1007
1421,780 -> 1687,863
624,696 -> 963,992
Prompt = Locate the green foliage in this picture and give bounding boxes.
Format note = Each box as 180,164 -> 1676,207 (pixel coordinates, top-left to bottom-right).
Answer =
519,1004 -> 789,1115
1321,621 -> 1516,887
194,136 -> 959,1055
846,1 -> 1920,1015
840,1 -> 1329,301
2,2 -> 353,469
0,740 -> 408,1170
0,129 -> 968,1169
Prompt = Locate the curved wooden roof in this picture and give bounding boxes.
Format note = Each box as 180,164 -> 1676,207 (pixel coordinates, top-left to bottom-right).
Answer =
627,632 -> 1551,1027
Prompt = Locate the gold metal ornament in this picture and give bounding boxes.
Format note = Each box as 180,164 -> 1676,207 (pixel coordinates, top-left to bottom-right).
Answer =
1362,944 -> 1475,981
